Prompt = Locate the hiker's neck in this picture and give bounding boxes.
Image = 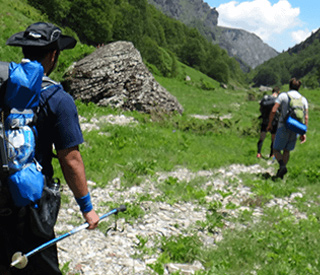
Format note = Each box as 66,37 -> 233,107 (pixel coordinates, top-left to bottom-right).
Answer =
41,50 -> 59,76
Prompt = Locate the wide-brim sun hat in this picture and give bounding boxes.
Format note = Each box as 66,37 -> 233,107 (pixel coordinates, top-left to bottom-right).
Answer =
6,22 -> 77,50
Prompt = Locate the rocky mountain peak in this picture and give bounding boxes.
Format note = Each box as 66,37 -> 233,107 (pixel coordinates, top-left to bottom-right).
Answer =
148,0 -> 278,70
150,0 -> 218,27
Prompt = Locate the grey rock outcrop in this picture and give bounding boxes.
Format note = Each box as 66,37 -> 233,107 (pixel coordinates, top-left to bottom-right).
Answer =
63,41 -> 183,114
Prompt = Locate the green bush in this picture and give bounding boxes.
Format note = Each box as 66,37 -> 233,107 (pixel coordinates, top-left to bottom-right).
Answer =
252,66 -> 279,87
160,235 -> 203,263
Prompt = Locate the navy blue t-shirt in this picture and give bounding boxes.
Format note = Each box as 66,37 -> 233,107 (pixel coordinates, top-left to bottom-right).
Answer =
36,81 -> 83,179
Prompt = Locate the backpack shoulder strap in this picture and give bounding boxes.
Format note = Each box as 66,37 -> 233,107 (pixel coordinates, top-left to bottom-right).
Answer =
0,61 -> 9,85
41,76 -> 59,89
0,62 -> 9,110
287,92 -> 303,107
39,76 -> 60,109
287,92 -> 294,108
0,80 -> 7,109
38,76 -> 62,118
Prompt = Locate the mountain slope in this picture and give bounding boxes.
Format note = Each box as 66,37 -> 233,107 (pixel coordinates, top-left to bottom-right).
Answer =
250,28 -> 320,87
288,28 -> 320,54
148,0 -> 278,70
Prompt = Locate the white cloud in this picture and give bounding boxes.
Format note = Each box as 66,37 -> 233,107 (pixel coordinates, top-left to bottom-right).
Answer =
291,28 -> 318,44
217,0 -> 301,41
291,29 -> 310,44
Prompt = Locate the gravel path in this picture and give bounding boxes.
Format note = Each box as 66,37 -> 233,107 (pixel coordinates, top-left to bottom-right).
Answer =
56,163 -> 306,275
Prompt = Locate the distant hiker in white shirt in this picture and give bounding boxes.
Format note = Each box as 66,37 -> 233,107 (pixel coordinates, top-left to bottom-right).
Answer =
267,78 -> 308,179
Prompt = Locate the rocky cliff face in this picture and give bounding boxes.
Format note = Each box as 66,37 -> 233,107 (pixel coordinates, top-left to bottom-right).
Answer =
216,27 -> 279,69
149,0 -> 218,27
148,0 -> 278,70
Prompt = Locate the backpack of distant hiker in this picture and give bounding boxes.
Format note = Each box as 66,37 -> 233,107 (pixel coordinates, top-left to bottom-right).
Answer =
0,61 -> 9,85
285,93 -> 307,135
259,95 -> 276,120
0,59 -> 45,207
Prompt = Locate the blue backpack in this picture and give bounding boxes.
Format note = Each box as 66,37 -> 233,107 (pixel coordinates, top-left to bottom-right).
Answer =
0,59 -> 45,207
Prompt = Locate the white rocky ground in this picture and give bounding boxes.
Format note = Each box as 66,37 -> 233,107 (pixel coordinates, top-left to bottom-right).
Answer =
55,115 -> 307,275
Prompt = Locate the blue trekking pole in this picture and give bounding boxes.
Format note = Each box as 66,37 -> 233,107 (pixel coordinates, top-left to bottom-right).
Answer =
10,204 -> 127,269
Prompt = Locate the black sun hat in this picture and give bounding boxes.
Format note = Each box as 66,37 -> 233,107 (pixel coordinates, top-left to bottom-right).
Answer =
6,22 -> 77,50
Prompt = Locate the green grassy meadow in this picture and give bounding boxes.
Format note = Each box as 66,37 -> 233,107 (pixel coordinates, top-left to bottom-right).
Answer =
62,68 -> 320,274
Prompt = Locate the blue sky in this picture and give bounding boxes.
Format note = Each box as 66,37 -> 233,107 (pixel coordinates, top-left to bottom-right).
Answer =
205,0 -> 319,52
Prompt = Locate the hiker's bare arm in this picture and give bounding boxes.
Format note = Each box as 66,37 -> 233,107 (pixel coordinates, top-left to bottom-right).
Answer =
267,102 -> 280,131
57,146 -> 99,229
57,146 -> 88,197
300,108 -> 308,144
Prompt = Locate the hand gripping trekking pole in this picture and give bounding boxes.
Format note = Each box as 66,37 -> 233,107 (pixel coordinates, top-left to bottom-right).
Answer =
10,204 -> 127,269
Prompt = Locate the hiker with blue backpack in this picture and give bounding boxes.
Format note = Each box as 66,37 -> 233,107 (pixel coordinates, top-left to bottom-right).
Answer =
0,22 -> 99,274
267,78 -> 308,179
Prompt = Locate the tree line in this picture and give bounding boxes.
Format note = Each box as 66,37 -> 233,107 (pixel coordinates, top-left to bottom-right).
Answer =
250,30 -> 320,88
27,0 -> 245,85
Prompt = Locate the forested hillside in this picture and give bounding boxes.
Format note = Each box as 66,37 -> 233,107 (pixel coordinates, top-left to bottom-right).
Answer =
2,0 -> 319,88
25,0 -> 245,85
250,28 -> 320,88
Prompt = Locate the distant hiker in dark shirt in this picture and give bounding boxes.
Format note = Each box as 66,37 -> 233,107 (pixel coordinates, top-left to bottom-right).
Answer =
257,86 -> 280,158
0,22 -> 99,275
267,78 -> 308,179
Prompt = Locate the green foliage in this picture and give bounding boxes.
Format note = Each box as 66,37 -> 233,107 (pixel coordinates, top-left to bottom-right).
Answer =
250,31 -> 320,87
133,235 -> 159,260
112,0 -> 145,46
304,75 -> 320,89
0,0 -> 95,82
140,36 -> 177,77
180,35 -> 205,69
61,261 -> 80,275
157,177 -> 207,204
252,66 -> 280,87
27,0 -> 71,23
24,0 -> 245,84
122,159 -> 157,187
206,58 -> 230,83
99,201 -> 145,225
71,0 -> 113,44
0,0 -> 47,62
202,210 -> 320,274
160,234 -> 203,263
196,201 -> 225,233
199,79 -> 216,90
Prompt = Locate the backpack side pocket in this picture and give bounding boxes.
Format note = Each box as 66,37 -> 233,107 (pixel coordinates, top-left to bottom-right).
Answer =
7,162 -> 44,207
